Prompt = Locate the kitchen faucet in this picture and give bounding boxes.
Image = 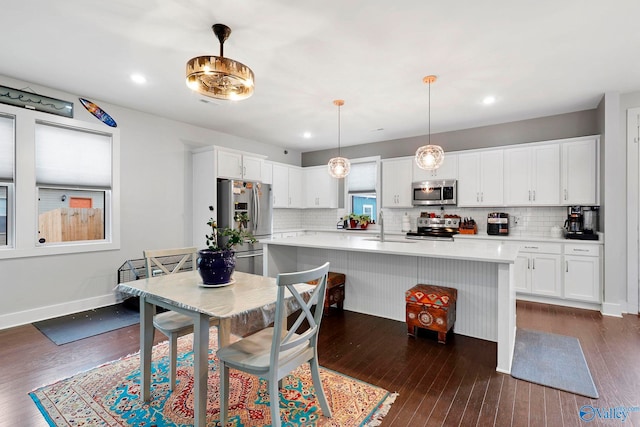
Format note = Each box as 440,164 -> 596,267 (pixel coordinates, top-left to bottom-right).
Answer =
379,210 -> 384,242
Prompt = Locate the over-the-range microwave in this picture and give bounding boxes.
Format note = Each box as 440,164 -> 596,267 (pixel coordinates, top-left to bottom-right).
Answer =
411,179 -> 457,206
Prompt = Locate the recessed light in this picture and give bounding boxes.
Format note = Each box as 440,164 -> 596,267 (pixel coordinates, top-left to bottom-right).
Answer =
131,74 -> 147,84
482,96 -> 496,105
303,132 -> 312,139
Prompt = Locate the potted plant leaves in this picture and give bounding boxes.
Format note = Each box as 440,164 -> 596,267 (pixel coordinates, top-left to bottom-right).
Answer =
198,213 -> 257,285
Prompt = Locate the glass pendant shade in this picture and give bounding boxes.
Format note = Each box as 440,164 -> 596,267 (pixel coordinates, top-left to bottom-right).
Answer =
186,24 -> 255,101
328,156 -> 351,178
415,75 -> 445,171
415,144 -> 445,170
327,99 -> 350,178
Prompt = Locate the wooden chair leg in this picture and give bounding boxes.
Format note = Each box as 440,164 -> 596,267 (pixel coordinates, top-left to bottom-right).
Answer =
310,358 -> 332,417
169,333 -> 178,390
269,379 -> 281,427
220,362 -> 229,424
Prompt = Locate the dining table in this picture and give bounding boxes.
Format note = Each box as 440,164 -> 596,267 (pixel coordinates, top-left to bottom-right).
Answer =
116,270 -> 315,427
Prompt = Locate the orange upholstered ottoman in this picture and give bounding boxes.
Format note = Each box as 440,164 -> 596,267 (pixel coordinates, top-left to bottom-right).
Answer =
308,271 -> 345,315
405,284 -> 457,343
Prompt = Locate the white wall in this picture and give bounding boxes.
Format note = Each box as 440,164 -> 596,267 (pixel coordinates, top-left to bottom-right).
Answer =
622,91 -> 640,314
0,75 -> 300,329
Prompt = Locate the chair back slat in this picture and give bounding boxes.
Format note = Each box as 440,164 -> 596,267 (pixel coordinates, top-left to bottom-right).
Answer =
272,262 -> 330,359
143,247 -> 198,278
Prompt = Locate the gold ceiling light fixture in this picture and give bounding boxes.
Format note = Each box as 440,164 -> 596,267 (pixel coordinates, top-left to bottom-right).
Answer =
186,24 -> 255,101
415,75 -> 445,171
327,99 -> 351,178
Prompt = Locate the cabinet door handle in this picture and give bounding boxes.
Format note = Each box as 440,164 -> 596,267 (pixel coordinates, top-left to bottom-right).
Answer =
481,192 -> 484,202
528,190 -> 531,201
532,258 -> 535,269
524,245 -> 539,249
573,248 -> 589,252
243,166 -> 246,176
476,193 -> 479,202
566,261 -> 569,272
564,189 -> 568,200
533,190 -> 536,201
527,259 -> 530,269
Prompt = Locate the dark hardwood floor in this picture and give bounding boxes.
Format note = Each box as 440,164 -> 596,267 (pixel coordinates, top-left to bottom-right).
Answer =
1,301 -> 639,426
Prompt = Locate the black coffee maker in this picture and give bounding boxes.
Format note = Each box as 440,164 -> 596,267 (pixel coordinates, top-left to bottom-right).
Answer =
565,206 -> 583,233
565,206 -> 599,240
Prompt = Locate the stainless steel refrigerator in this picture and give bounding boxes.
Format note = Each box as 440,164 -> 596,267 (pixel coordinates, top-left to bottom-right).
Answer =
216,179 -> 272,275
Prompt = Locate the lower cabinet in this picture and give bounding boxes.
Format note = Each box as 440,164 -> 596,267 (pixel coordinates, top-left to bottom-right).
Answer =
515,240 -> 602,306
514,243 -> 562,297
563,244 -> 601,303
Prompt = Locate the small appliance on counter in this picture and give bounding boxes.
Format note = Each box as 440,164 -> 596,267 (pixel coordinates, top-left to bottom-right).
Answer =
564,206 -> 599,240
406,214 -> 460,241
487,212 -> 509,235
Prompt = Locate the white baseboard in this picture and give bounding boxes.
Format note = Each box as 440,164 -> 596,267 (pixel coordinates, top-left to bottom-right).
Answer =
0,293 -> 121,330
601,301 -> 624,318
516,294 -> 602,312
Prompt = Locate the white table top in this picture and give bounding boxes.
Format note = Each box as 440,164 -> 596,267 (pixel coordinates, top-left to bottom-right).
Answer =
262,234 -> 520,264
117,270 -> 315,320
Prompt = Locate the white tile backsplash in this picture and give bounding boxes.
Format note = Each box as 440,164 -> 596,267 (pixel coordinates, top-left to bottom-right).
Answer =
274,206 -> 568,237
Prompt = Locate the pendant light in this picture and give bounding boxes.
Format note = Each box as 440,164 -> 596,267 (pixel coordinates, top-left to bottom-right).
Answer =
186,24 -> 255,101
415,75 -> 445,171
327,99 -> 351,178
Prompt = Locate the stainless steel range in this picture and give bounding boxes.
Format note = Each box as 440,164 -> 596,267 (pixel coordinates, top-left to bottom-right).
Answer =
406,216 -> 460,241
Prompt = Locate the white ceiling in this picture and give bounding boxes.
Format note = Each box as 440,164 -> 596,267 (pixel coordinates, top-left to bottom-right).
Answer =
2,1 -> 639,152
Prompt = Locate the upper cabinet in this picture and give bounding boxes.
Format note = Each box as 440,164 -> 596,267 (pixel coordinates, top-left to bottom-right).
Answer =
382,158 -> 413,208
457,149 -> 504,206
413,152 -> 458,182
561,136 -> 599,205
504,144 -> 560,205
303,166 -> 338,208
216,149 -> 264,182
272,163 -> 302,208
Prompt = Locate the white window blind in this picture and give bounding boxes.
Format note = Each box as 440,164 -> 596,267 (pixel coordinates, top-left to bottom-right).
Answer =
347,161 -> 377,193
35,123 -> 112,187
0,115 -> 14,181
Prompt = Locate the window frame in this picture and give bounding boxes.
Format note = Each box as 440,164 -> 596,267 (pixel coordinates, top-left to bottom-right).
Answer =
0,103 -> 120,259
345,156 -> 381,219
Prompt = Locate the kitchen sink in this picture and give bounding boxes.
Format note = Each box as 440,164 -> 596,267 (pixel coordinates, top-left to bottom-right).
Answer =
363,237 -> 417,243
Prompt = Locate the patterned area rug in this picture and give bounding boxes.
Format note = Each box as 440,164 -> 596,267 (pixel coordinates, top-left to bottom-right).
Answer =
29,330 -> 397,426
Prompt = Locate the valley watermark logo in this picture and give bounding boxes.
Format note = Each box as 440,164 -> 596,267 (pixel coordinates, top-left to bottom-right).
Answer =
579,405 -> 640,422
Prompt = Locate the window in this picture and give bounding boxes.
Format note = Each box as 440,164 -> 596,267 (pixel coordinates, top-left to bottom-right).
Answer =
35,122 -> 112,244
346,159 -> 379,222
0,114 -> 14,247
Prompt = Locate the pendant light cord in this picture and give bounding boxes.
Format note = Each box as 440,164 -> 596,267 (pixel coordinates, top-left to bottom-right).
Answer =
427,79 -> 431,145
337,103 -> 342,157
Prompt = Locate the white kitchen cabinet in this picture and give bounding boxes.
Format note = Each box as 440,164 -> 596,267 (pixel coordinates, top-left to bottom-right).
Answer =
504,144 -> 560,205
514,243 -> 562,297
561,137 -> 598,205
272,163 -> 302,208
216,149 -> 264,182
457,149 -> 503,206
382,158 -> 413,208
304,166 -> 338,208
413,152 -> 458,182
564,243 -> 601,303
261,161 -> 273,185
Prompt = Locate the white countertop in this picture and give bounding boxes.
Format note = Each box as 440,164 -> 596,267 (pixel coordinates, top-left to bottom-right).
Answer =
274,227 -> 603,245
262,233 -> 520,264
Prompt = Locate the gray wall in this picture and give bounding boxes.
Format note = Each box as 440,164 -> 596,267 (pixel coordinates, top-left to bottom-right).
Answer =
302,109 -> 598,166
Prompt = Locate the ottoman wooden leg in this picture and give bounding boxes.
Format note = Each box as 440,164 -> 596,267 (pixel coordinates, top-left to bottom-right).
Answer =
408,325 -> 416,337
438,331 -> 447,344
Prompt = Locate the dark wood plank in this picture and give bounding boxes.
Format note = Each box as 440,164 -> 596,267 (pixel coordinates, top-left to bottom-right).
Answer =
1,300 -> 640,426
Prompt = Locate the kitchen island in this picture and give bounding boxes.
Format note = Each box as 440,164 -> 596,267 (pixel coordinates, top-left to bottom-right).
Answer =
262,234 -> 520,373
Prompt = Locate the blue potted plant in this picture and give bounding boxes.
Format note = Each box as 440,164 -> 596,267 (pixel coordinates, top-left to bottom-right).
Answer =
198,216 -> 256,285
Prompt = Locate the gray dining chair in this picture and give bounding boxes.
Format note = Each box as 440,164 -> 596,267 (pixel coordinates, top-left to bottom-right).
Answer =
216,262 -> 332,427
143,247 -> 219,391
